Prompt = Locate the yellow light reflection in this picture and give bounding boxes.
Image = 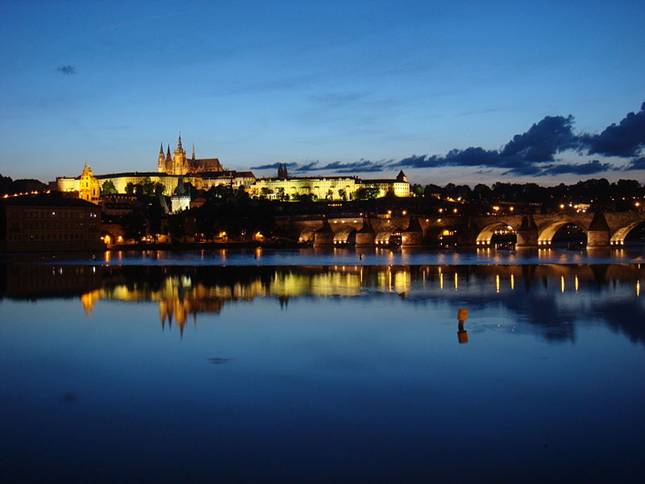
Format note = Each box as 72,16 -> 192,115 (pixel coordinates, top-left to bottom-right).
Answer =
439,272 -> 444,290
560,275 -> 565,293
454,272 -> 459,290
495,274 -> 500,293
510,274 -> 515,290
575,276 -> 579,292
637,280 -> 641,297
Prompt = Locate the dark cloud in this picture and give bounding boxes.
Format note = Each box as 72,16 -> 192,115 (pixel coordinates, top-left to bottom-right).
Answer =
249,103 -> 644,177
536,160 -> 612,176
585,103 -> 645,157
250,162 -> 298,170
291,160 -> 391,173
56,65 -> 77,75
294,162 -> 320,172
500,115 -> 579,162
625,157 -> 645,171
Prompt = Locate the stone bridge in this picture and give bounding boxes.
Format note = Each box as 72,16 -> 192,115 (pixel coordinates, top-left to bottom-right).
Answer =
279,211 -> 645,248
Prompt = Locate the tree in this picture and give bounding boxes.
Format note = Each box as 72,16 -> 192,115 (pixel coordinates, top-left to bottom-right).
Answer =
125,182 -> 135,195
356,186 -> 380,200
338,189 -> 347,201
260,187 -> 274,198
326,189 -> 334,200
101,180 -> 117,196
154,183 -> 166,196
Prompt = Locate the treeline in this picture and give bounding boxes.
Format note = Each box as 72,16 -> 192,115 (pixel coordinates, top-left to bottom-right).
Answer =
411,178 -> 644,210
0,174 -> 47,195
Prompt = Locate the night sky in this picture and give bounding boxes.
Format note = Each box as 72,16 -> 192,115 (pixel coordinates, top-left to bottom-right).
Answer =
0,0 -> 644,185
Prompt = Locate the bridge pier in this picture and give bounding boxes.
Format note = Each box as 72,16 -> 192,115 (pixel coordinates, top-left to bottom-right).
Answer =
515,215 -> 539,248
401,217 -> 423,246
355,218 -> 376,247
313,220 -> 334,247
586,213 -> 610,249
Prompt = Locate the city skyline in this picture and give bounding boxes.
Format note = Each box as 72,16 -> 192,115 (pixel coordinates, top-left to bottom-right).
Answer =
1,1 -> 644,185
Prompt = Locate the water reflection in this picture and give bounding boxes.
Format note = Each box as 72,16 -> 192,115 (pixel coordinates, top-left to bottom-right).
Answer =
1,262 -> 643,344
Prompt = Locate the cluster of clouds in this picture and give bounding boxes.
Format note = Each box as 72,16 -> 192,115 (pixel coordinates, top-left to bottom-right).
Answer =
56,64 -> 76,75
252,102 -> 645,176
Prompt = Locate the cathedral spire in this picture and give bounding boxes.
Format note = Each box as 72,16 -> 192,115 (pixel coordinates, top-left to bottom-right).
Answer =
166,145 -> 172,161
177,134 -> 183,151
191,144 -> 195,161
159,142 -> 164,155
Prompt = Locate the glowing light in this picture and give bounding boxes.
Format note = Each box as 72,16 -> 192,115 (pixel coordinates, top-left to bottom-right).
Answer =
510,274 -> 515,290
495,274 -> 500,293
454,272 -> 459,290
637,280 -> 640,297
560,275 -> 565,293
439,272 -> 444,290
575,276 -> 579,292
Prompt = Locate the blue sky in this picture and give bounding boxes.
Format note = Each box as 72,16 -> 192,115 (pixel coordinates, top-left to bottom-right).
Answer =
0,0 -> 644,184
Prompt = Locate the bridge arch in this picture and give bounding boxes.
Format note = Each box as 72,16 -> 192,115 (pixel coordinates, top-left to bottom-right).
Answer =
298,228 -> 316,244
611,221 -> 645,246
537,220 -> 587,246
333,227 -> 357,246
375,231 -> 394,245
475,222 -> 517,247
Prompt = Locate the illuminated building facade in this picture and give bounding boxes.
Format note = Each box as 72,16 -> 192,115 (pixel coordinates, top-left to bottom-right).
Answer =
55,138 -> 410,202
247,166 -> 410,201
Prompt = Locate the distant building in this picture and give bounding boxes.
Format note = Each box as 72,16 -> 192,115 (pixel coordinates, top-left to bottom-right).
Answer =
56,135 -> 256,197
78,163 -> 100,204
156,135 -> 224,175
247,165 -> 410,201
54,137 -> 410,202
0,194 -> 103,252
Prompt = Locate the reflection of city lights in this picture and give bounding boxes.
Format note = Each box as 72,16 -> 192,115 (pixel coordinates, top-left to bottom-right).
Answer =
495,274 -> 500,293
637,280 -> 641,297
575,276 -> 579,292
560,275 -> 565,293
454,272 -> 459,290
439,272 -> 444,290
510,274 -> 515,290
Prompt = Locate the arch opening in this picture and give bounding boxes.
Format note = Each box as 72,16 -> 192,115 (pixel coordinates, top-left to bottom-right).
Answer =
538,222 -> 586,248
333,228 -> 357,246
375,231 -> 394,246
611,221 -> 645,246
299,229 -> 316,244
475,223 -> 516,249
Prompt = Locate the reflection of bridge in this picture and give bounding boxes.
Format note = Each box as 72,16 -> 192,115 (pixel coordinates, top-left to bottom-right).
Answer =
285,212 -> 645,248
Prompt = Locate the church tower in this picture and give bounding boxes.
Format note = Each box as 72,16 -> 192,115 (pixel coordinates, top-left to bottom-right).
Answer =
157,143 -> 166,173
172,134 -> 187,175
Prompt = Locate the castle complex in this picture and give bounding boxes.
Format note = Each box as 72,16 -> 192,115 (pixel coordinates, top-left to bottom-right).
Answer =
156,135 -> 223,175
56,135 -> 410,204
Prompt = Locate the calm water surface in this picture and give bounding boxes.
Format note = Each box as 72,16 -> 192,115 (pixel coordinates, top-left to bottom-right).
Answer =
1,251 -> 644,482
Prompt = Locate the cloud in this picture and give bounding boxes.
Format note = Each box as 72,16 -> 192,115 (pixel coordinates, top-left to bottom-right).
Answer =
585,102 -> 645,157
294,162 -> 321,172
56,65 -> 77,75
247,103 -> 644,178
250,162 -> 298,170
625,157 -> 645,171
500,115 -> 579,162
535,160 -> 612,176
